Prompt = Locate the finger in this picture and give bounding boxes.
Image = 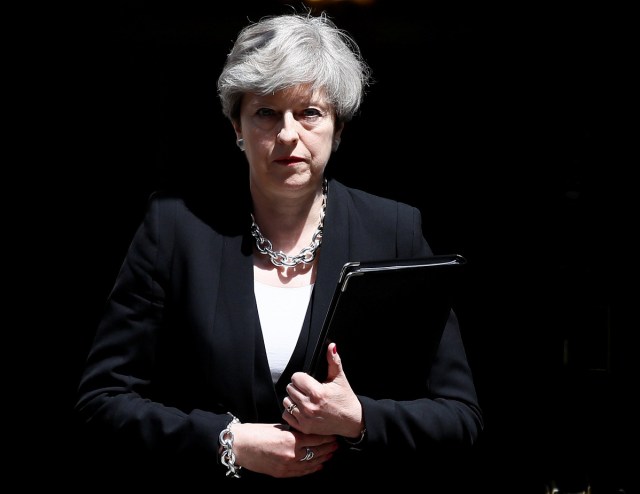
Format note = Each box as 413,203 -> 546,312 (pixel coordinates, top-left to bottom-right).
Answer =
289,370 -> 316,392
291,430 -> 339,447
282,410 -> 298,429
285,382 -> 306,406
298,446 -> 315,462
283,397 -> 299,415
325,342 -> 342,380
296,439 -> 340,463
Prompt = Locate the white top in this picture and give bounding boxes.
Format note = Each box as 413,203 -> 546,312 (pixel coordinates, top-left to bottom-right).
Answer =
254,281 -> 314,383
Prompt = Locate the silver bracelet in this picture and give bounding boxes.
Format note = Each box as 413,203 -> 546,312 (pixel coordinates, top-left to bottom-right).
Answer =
343,427 -> 367,446
219,412 -> 242,478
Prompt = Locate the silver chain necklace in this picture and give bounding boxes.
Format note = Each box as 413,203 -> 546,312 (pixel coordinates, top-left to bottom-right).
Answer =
250,179 -> 327,268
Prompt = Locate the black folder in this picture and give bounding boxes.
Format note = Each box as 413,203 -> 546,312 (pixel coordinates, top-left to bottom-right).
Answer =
306,254 -> 466,399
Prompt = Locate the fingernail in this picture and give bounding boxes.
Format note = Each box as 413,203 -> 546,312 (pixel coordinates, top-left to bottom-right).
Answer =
332,345 -> 337,354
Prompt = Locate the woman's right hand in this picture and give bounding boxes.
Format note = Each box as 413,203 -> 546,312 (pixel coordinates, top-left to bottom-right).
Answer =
230,422 -> 338,478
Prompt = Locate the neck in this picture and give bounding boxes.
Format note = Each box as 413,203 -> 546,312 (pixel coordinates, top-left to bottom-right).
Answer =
250,179 -> 327,268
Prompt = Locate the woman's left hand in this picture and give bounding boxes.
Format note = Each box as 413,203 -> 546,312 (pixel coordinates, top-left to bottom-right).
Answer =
283,342 -> 364,439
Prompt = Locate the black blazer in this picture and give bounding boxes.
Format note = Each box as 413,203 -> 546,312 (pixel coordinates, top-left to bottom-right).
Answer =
75,178 -> 483,486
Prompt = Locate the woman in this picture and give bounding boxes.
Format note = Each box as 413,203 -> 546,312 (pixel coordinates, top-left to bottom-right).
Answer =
75,11 -> 483,486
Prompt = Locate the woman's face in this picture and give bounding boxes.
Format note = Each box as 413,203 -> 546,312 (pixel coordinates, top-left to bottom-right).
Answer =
235,85 -> 342,193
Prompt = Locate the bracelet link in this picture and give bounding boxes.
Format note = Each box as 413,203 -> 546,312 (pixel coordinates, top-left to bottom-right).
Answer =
219,412 -> 242,478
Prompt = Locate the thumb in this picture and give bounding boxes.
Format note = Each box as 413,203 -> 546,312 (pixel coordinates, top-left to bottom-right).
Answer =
325,342 -> 343,380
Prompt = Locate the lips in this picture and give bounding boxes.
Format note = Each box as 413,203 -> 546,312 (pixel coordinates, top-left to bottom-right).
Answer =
274,157 -> 305,166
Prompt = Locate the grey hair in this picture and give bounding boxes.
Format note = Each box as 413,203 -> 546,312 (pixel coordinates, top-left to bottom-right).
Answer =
217,12 -> 372,123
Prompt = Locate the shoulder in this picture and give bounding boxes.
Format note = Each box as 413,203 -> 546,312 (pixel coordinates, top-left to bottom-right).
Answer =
329,179 -> 421,217
141,191 -> 189,230
144,187 -> 250,236
327,179 -> 431,258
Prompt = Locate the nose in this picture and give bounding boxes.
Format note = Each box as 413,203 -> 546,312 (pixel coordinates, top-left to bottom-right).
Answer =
276,112 -> 299,144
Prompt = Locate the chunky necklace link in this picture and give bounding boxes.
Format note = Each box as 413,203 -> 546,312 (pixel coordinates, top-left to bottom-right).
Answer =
250,179 -> 327,268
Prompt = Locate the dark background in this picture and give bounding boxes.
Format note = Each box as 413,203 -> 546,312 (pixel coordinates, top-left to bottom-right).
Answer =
36,1 -> 634,491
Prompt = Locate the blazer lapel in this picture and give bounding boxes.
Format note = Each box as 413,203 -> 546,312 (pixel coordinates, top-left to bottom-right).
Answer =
302,179 -> 352,373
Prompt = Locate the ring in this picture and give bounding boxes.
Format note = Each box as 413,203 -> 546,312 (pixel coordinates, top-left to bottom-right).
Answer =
300,447 -> 314,462
286,402 -> 298,414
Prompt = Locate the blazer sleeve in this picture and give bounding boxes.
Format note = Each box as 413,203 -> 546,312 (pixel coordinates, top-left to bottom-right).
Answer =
357,309 -> 483,449
74,192 -> 231,467
345,192 -> 483,453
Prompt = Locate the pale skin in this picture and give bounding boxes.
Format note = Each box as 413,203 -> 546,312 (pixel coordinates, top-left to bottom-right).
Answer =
235,84 -> 340,288
227,85 -> 365,478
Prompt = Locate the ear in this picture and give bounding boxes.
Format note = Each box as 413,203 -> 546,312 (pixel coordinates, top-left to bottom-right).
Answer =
332,121 -> 345,152
232,120 -> 242,139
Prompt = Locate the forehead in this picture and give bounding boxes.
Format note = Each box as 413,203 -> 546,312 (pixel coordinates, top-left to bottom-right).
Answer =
244,85 -> 331,108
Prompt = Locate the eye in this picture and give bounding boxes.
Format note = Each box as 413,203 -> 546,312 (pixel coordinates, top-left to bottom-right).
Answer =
256,107 -> 277,117
302,108 -> 323,118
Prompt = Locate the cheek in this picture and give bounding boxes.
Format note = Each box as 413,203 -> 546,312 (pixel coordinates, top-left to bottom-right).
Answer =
308,135 -> 334,162
315,132 -> 336,151
243,127 -> 272,148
